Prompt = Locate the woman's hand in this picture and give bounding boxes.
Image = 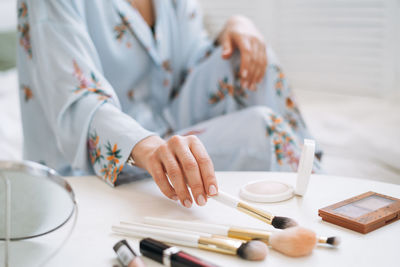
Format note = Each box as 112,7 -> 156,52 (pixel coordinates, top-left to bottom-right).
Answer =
131,135 -> 218,208
218,15 -> 267,91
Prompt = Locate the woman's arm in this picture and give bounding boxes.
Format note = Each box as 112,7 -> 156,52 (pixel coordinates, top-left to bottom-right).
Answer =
18,0 -> 153,183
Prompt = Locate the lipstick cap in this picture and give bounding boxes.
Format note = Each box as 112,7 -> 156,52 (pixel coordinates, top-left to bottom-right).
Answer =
140,237 -> 169,264
113,240 -> 137,267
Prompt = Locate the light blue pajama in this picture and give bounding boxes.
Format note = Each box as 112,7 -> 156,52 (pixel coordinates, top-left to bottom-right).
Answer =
17,0 -> 321,187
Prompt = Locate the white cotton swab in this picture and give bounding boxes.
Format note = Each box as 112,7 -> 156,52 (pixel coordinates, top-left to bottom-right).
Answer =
212,190 -> 298,229
112,223 -> 268,261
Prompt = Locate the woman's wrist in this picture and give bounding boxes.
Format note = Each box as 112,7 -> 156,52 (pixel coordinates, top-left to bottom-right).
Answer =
130,135 -> 165,169
217,15 -> 250,44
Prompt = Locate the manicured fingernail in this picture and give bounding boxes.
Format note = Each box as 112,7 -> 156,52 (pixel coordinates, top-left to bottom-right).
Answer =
242,69 -> 248,78
183,199 -> 192,208
197,195 -> 206,206
243,82 -> 249,88
250,84 -> 256,91
209,185 -> 217,196
171,195 -> 178,201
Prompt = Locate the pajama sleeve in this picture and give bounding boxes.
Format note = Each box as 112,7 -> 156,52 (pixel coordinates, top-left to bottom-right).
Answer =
23,0 -> 154,186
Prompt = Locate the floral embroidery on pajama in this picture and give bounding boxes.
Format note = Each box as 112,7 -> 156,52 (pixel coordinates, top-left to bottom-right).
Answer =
88,132 -> 104,165
21,85 -> 33,102
284,96 -> 306,131
272,65 -> 285,96
17,2 -> 32,59
266,114 -> 300,171
270,64 -> 307,133
162,60 -> 172,72
18,2 -> 27,18
163,79 -> 169,87
114,12 -> 134,48
209,76 -> 247,107
101,142 -> 124,183
127,89 -> 135,101
88,129 -> 124,184
72,60 -> 111,100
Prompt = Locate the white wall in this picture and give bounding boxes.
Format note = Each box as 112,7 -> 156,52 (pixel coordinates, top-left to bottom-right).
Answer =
200,0 -> 400,97
2,0 -> 398,96
0,0 -> 17,31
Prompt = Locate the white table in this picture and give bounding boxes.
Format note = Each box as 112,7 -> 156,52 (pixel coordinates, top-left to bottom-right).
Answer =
5,172 -> 400,267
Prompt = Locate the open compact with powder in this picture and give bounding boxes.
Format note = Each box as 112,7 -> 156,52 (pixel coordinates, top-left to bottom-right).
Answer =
319,191 -> 400,234
240,139 -> 315,203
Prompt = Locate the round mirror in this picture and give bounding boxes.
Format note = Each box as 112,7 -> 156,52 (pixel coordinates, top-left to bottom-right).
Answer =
0,161 -> 76,240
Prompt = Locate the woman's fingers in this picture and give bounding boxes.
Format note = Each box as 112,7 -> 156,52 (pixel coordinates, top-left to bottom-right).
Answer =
254,42 -> 267,85
221,35 -> 234,59
147,157 -> 177,201
157,144 -> 193,208
248,40 -> 266,90
246,41 -> 259,91
147,135 -> 217,208
236,36 -> 252,88
169,136 -> 207,206
232,33 -> 267,90
187,135 -> 218,197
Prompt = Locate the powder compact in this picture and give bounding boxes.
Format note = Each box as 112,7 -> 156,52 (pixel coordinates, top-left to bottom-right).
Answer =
318,191 -> 400,234
240,139 -> 315,203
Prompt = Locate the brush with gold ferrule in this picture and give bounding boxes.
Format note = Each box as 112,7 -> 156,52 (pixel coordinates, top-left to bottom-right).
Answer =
144,217 -> 340,248
112,223 -> 268,261
212,191 -> 297,229
143,217 -> 340,257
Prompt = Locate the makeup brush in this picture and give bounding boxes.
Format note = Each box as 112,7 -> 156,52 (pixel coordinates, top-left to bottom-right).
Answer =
112,223 -> 268,261
142,217 -> 321,257
318,236 -> 341,247
143,217 -> 340,248
212,190 -> 297,229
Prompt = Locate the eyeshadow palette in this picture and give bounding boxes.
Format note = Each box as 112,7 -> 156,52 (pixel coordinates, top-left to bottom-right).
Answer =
318,191 -> 400,234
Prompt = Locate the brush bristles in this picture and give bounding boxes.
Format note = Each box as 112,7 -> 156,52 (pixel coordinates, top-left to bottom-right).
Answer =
326,236 -> 341,247
237,240 -> 268,261
269,227 -> 316,257
271,216 -> 298,229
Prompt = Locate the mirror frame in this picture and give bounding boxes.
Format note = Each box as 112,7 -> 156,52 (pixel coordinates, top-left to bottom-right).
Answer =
0,160 -> 77,240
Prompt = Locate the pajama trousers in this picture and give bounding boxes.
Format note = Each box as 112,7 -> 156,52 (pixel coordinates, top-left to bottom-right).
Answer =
160,46 -> 321,174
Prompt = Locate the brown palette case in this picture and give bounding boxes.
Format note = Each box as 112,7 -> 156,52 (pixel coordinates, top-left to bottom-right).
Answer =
318,191 -> 400,234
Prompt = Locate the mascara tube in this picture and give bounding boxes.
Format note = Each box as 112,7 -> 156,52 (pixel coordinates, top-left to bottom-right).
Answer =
140,238 -> 219,267
114,239 -> 146,267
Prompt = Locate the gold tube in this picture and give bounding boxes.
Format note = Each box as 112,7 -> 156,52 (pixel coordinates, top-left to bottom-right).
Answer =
198,236 -> 243,256
227,227 -> 272,243
237,202 -> 274,224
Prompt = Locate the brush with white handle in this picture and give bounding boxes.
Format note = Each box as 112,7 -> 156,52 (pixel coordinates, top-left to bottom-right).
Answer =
144,217 -> 340,247
112,222 -> 268,261
212,191 -> 297,229
143,217 -> 340,257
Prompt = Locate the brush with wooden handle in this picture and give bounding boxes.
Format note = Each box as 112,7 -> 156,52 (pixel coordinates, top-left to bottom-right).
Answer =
142,217 -> 340,257
212,190 -> 297,229
112,222 -> 268,261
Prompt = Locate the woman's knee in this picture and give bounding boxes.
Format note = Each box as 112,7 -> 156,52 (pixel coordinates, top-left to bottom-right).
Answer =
241,106 -> 276,123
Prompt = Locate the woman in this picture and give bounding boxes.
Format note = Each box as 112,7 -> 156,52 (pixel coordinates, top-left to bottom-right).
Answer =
17,0 -> 320,208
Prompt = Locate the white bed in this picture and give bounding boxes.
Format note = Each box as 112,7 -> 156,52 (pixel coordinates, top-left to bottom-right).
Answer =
1,68 -> 399,184
1,0 -> 399,184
